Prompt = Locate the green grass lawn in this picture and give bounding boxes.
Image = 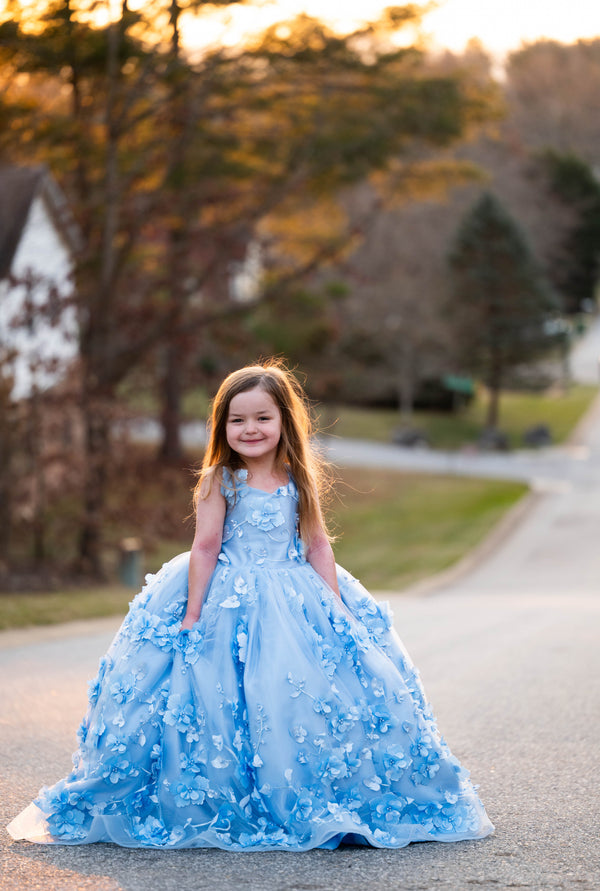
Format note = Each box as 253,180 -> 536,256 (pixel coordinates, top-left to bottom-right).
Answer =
330,469 -> 526,590
0,584 -> 134,632
0,469 -> 527,631
320,384 -> 597,449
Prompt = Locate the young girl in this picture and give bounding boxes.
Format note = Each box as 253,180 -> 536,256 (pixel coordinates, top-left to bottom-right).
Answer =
8,361 -> 493,850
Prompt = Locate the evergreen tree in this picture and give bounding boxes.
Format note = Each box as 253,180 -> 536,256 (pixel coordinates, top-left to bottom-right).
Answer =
542,151 -> 600,312
448,192 -> 560,429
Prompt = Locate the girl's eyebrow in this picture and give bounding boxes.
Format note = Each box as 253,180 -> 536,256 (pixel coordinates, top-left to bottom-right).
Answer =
228,408 -> 274,417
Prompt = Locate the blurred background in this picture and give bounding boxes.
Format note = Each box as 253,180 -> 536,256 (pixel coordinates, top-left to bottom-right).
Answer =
0,0 -> 598,625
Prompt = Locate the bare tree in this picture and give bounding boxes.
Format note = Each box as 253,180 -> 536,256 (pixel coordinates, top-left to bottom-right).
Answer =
505,39 -> 600,168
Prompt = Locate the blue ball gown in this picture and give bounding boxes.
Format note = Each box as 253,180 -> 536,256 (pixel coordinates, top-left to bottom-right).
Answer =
8,468 -> 493,850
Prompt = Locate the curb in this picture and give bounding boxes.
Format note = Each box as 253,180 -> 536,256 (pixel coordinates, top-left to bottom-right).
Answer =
391,485 -> 543,599
567,389 -> 600,446
0,615 -> 122,651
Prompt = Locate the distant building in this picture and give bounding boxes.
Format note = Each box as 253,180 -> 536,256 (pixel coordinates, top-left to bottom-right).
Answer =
229,240 -> 262,303
0,165 -> 81,400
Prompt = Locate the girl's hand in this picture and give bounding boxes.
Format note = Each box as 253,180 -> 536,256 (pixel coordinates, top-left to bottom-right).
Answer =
180,615 -> 198,632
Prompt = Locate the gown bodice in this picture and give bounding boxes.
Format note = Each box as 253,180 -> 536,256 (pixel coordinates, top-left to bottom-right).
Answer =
219,468 -> 304,568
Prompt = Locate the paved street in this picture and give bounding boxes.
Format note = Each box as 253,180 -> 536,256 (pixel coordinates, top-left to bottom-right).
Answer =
2,575 -> 599,891
2,321 -> 600,890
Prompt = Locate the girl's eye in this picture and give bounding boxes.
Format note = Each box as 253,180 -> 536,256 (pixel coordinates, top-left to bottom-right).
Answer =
259,416 -> 271,421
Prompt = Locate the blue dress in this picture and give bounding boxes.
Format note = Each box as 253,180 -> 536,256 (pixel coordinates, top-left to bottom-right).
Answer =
8,469 -> 493,850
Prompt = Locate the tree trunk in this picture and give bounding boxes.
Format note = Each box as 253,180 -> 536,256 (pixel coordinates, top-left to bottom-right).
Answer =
29,387 -> 47,566
0,385 -> 14,565
78,404 -> 110,576
397,340 -> 415,423
160,340 -> 183,462
77,15 -> 122,576
158,2 -> 189,463
485,359 -> 503,429
0,459 -> 11,564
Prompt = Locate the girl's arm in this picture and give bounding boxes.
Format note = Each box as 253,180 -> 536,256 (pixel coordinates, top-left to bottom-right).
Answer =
307,529 -> 341,598
181,480 -> 226,630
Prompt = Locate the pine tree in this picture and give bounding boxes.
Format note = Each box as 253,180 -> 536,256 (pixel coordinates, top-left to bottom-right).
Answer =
542,151 -> 600,312
448,192 -> 560,429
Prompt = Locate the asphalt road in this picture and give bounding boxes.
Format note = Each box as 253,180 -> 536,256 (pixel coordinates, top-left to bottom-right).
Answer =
2,575 -> 599,891
2,323 -> 600,890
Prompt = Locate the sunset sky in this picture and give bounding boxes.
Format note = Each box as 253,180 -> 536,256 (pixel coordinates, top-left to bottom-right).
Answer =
181,0 -> 599,61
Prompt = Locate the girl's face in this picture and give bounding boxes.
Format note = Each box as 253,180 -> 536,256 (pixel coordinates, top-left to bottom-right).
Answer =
226,386 -> 282,465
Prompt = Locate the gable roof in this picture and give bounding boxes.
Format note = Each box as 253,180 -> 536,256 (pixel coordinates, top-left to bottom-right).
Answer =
0,164 -> 82,280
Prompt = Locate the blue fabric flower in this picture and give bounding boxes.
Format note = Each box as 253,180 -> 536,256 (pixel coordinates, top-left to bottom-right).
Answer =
249,501 -> 285,532
373,792 -> 407,825
109,674 -> 137,705
174,627 -> 203,664
132,815 -> 172,846
290,725 -> 308,743
293,794 -> 314,821
163,694 -> 199,741
172,774 -> 210,807
101,757 -> 139,784
382,743 -> 410,779
127,609 -> 156,642
48,806 -> 87,838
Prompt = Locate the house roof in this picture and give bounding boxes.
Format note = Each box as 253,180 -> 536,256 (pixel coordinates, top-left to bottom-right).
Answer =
0,164 -> 82,280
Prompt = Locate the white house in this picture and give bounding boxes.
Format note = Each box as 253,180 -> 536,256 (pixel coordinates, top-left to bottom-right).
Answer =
0,165 -> 81,400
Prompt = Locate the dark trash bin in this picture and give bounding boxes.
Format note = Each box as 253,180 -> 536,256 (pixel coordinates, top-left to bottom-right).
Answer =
523,424 -> 552,448
478,429 -> 510,452
392,427 -> 430,448
119,537 -> 143,588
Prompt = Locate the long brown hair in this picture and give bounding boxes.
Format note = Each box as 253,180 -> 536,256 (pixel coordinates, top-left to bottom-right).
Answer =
194,360 -> 331,544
